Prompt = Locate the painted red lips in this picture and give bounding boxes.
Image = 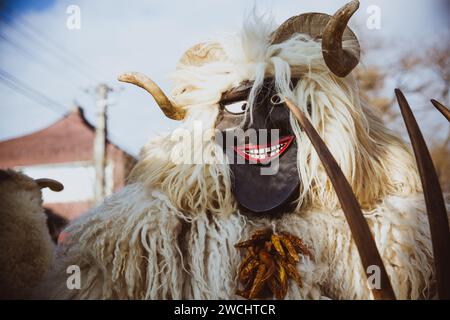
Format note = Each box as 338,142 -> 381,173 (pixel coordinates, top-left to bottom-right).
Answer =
234,135 -> 295,163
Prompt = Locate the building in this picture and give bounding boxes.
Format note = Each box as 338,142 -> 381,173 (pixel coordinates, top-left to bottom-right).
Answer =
0,107 -> 136,220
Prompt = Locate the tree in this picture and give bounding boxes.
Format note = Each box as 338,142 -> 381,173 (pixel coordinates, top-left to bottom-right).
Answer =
357,33 -> 450,192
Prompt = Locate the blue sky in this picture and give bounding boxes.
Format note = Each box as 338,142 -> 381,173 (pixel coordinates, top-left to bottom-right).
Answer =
0,0 -> 448,156
1,0 -> 57,12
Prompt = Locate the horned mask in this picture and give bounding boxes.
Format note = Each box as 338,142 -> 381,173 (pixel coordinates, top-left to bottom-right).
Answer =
118,0 -> 361,216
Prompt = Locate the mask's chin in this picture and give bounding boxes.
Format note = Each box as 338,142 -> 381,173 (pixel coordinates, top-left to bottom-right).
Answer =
229,135 -> 300,217
237,185 -> 300,218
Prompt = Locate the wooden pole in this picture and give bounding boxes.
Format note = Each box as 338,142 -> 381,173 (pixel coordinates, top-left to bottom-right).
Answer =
93,84 -> 110,204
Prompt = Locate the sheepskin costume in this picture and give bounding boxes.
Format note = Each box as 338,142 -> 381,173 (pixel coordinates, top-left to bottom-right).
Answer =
0,170 -> 54,299
7,14 -> 446,300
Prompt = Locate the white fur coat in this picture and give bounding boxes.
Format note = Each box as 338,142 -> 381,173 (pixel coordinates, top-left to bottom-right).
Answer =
35,183 -> 436,300
14,13 -> 446,301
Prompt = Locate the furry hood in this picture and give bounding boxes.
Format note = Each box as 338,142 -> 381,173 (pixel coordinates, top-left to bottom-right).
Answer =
129,15 -> 421,217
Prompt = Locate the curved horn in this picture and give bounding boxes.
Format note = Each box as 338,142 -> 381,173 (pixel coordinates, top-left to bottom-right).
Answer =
35,178 -> 64,192
118,72 -> 186,120
430,99 -> 450,122
322,0 -> 360,77
395,89 -> 450,299
270,1 -> 360,78
284,97 -> 396,300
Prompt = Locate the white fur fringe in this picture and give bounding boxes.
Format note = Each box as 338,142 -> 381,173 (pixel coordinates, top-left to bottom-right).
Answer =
35,183 -> 437,300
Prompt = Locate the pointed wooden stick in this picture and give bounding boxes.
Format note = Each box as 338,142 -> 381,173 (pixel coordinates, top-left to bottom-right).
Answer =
430,99 -> 450,122
284,98 -> 396,300
395,89 -> 450,300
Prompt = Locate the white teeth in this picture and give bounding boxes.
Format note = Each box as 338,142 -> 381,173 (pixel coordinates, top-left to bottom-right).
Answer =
242,140 -> 290,159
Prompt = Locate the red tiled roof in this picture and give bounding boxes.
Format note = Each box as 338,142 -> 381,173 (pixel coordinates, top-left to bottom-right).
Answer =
0,107 -> 130,168
0,107 -> 137,220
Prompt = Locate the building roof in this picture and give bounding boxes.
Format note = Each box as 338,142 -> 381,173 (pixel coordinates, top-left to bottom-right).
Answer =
0,107 -> 135,168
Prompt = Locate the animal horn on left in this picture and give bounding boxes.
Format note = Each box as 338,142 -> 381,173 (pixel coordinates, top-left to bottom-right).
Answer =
118,72 -> 186,120
34,178 -> 64,192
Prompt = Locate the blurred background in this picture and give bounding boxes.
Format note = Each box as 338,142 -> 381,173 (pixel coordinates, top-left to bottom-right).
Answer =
0,0 -> 449,225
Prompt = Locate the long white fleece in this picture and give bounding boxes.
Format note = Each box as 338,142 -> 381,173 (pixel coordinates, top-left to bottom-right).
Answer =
35,183 -> 437,300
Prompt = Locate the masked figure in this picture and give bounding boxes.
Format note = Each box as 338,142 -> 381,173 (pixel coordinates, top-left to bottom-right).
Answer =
3,1 -> 448,300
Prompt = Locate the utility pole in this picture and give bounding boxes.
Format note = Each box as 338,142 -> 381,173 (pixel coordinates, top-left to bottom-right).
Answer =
93,83 -> 112,204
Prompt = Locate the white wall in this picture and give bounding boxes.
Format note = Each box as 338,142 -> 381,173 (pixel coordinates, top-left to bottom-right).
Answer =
16,161 -> 114,203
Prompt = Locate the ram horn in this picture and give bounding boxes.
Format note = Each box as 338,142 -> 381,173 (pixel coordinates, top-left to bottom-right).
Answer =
321,0 -> 361,77
270,1 -> 360,78
118,72 -> 186,120
35,178 -> 64,192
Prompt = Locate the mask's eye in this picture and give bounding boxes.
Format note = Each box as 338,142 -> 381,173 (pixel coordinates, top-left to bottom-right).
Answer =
270,93 -> 283,105
223,100 -> 248,115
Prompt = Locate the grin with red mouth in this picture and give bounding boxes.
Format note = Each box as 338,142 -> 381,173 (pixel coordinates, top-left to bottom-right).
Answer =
234,135 -> 295,163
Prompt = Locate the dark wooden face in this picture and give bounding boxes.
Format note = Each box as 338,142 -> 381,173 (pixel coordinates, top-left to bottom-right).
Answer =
215,79 -> 300,216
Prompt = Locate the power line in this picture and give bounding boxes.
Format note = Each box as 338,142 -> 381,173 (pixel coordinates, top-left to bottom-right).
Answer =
0,11 -> 102,83
0,5 -> 102,74
8,11 -> 107,79
0,68 -> 68,114
0,77 -> 64,115
0,32 -> 81,87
